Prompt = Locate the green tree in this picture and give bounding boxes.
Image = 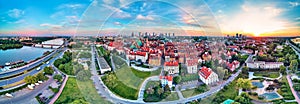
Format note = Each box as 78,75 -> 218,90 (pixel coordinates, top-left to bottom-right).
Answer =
36,73 -> 47,81
25,76 -> 37,84
54,74 -> 63,82
156,88 -> 164,95
236,78 -> 252,90
44,66 -> 54,75
279,65 -> 286,75
173,76 -> 182,84
290,60 -> 298,73
104,73 -> 117,87
277,58 -> 285,62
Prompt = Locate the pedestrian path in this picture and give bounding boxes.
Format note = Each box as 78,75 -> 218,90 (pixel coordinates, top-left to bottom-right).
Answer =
286,75 -> 300,104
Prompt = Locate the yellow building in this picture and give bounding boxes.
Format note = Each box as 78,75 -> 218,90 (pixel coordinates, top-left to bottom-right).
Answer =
291,38 -> 300,44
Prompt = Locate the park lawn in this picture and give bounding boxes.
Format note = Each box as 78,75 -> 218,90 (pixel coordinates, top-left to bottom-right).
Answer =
77,79 -> 111,104
145,81 -> 160,89
55,77 -> 86,104
115,64 -> 144,88
161,92 -> 179,101
181,88 -> 201,98
253,72 -> 280,78
101,74 -> 139,100
181,73 -> 199,82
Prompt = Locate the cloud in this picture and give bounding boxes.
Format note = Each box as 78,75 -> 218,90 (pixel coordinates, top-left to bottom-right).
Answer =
103,0 -> 114,5
14,19 -> 26,24
114,21 -> 122,26
102,4 -> 131,18
136,14 -> 154,20
289,2 -> 299,7
7,9 -> 24,18
91,0 -> 98,6
58,4 -> 84,9
40,23 -> 63,29
216,3 -> 290,35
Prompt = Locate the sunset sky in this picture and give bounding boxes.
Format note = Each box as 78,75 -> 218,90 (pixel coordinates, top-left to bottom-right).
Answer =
0,0 -> 299,37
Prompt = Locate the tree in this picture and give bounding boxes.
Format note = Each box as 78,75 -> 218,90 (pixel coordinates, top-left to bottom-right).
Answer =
146,88 -> 154,95
25,76 -> 37,84
173,76 -> 182,84
290,60 -> 298,73
156,88 -> 164,95
36,73 -> 47,81
279,65 -> 286,75
104,73 -> 117,87
44,66 -> 54,75
277,58 -> 285,62
242,67 -> 249,74
216,67 -> 225,80
236,78 -> 252,90
54,74 -> 63,82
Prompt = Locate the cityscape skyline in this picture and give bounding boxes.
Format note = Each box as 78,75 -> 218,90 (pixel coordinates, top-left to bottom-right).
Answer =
0,0 -> 300,37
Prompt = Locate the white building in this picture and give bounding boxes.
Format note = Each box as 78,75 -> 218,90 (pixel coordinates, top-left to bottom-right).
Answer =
135,51 -> 148,63
98,57 -> 111,74
186,59 -> 198,74
159,76 -> 173,88
246,61 -> 283,69
198,67 -> 219,85
164,61 -> 179,74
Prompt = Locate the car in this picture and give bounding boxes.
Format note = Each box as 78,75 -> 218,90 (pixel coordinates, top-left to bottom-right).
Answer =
46,61 -> 49,64
36,67 -> 41,70
5,93 -> 13,98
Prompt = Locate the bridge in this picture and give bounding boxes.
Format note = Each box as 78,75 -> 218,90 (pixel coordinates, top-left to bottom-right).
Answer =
33,43 -> 62,49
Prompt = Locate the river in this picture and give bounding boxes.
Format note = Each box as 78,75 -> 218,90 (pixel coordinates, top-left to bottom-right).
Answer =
0,46 -> 53,66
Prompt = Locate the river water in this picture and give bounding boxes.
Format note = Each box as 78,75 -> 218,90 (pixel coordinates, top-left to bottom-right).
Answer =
0,46 -> 53,66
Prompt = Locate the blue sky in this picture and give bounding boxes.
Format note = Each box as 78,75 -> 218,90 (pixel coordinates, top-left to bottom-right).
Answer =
0,0 -> 299,36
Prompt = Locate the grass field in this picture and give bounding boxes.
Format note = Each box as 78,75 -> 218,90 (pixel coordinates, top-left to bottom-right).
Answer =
55,77 -> 85,104
253,72 -> 280,78
77,78 -> 111,104
101,73 -> 139,100
181,88 -> 202,98
181,74 -> 199,82
161,92 -> 179,101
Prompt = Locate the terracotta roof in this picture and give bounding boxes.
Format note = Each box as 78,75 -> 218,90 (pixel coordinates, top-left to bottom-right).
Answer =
160,75 -> 173,81
136,51 -> 147,56
198,66 -> 212,79
186,59 -> 198,66
164,61 -> 179,66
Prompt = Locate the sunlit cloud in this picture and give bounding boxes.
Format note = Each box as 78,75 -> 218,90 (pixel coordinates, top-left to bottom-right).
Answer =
7,9 -> 25,18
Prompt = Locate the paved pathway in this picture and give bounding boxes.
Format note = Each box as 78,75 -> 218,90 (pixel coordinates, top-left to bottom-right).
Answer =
286,75 -> 300,104
137,76 -> 160,101
248,72 -> 282,80
49,75 -> 68,104
175,85 -> 184,99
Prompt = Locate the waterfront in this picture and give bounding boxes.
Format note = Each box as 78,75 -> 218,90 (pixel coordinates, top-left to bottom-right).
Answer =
0,46 -> 53,66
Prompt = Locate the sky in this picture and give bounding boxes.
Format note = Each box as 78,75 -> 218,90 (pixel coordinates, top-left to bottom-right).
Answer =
0,0 -> 299,37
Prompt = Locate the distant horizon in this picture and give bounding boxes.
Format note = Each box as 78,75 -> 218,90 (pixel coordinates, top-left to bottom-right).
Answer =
1,0 -> 299,37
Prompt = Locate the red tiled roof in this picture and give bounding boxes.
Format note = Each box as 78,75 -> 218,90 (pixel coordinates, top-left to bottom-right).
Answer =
136,51 -> 147,56
186,59 -> 198,66
160,76 -> 173,81
108,42 -> 113,46
164,61 -> 179,66
198,66 -> 212,79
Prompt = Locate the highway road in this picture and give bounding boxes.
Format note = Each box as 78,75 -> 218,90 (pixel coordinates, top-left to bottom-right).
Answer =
0,49 -> 57,78
0,48 -> 65,87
